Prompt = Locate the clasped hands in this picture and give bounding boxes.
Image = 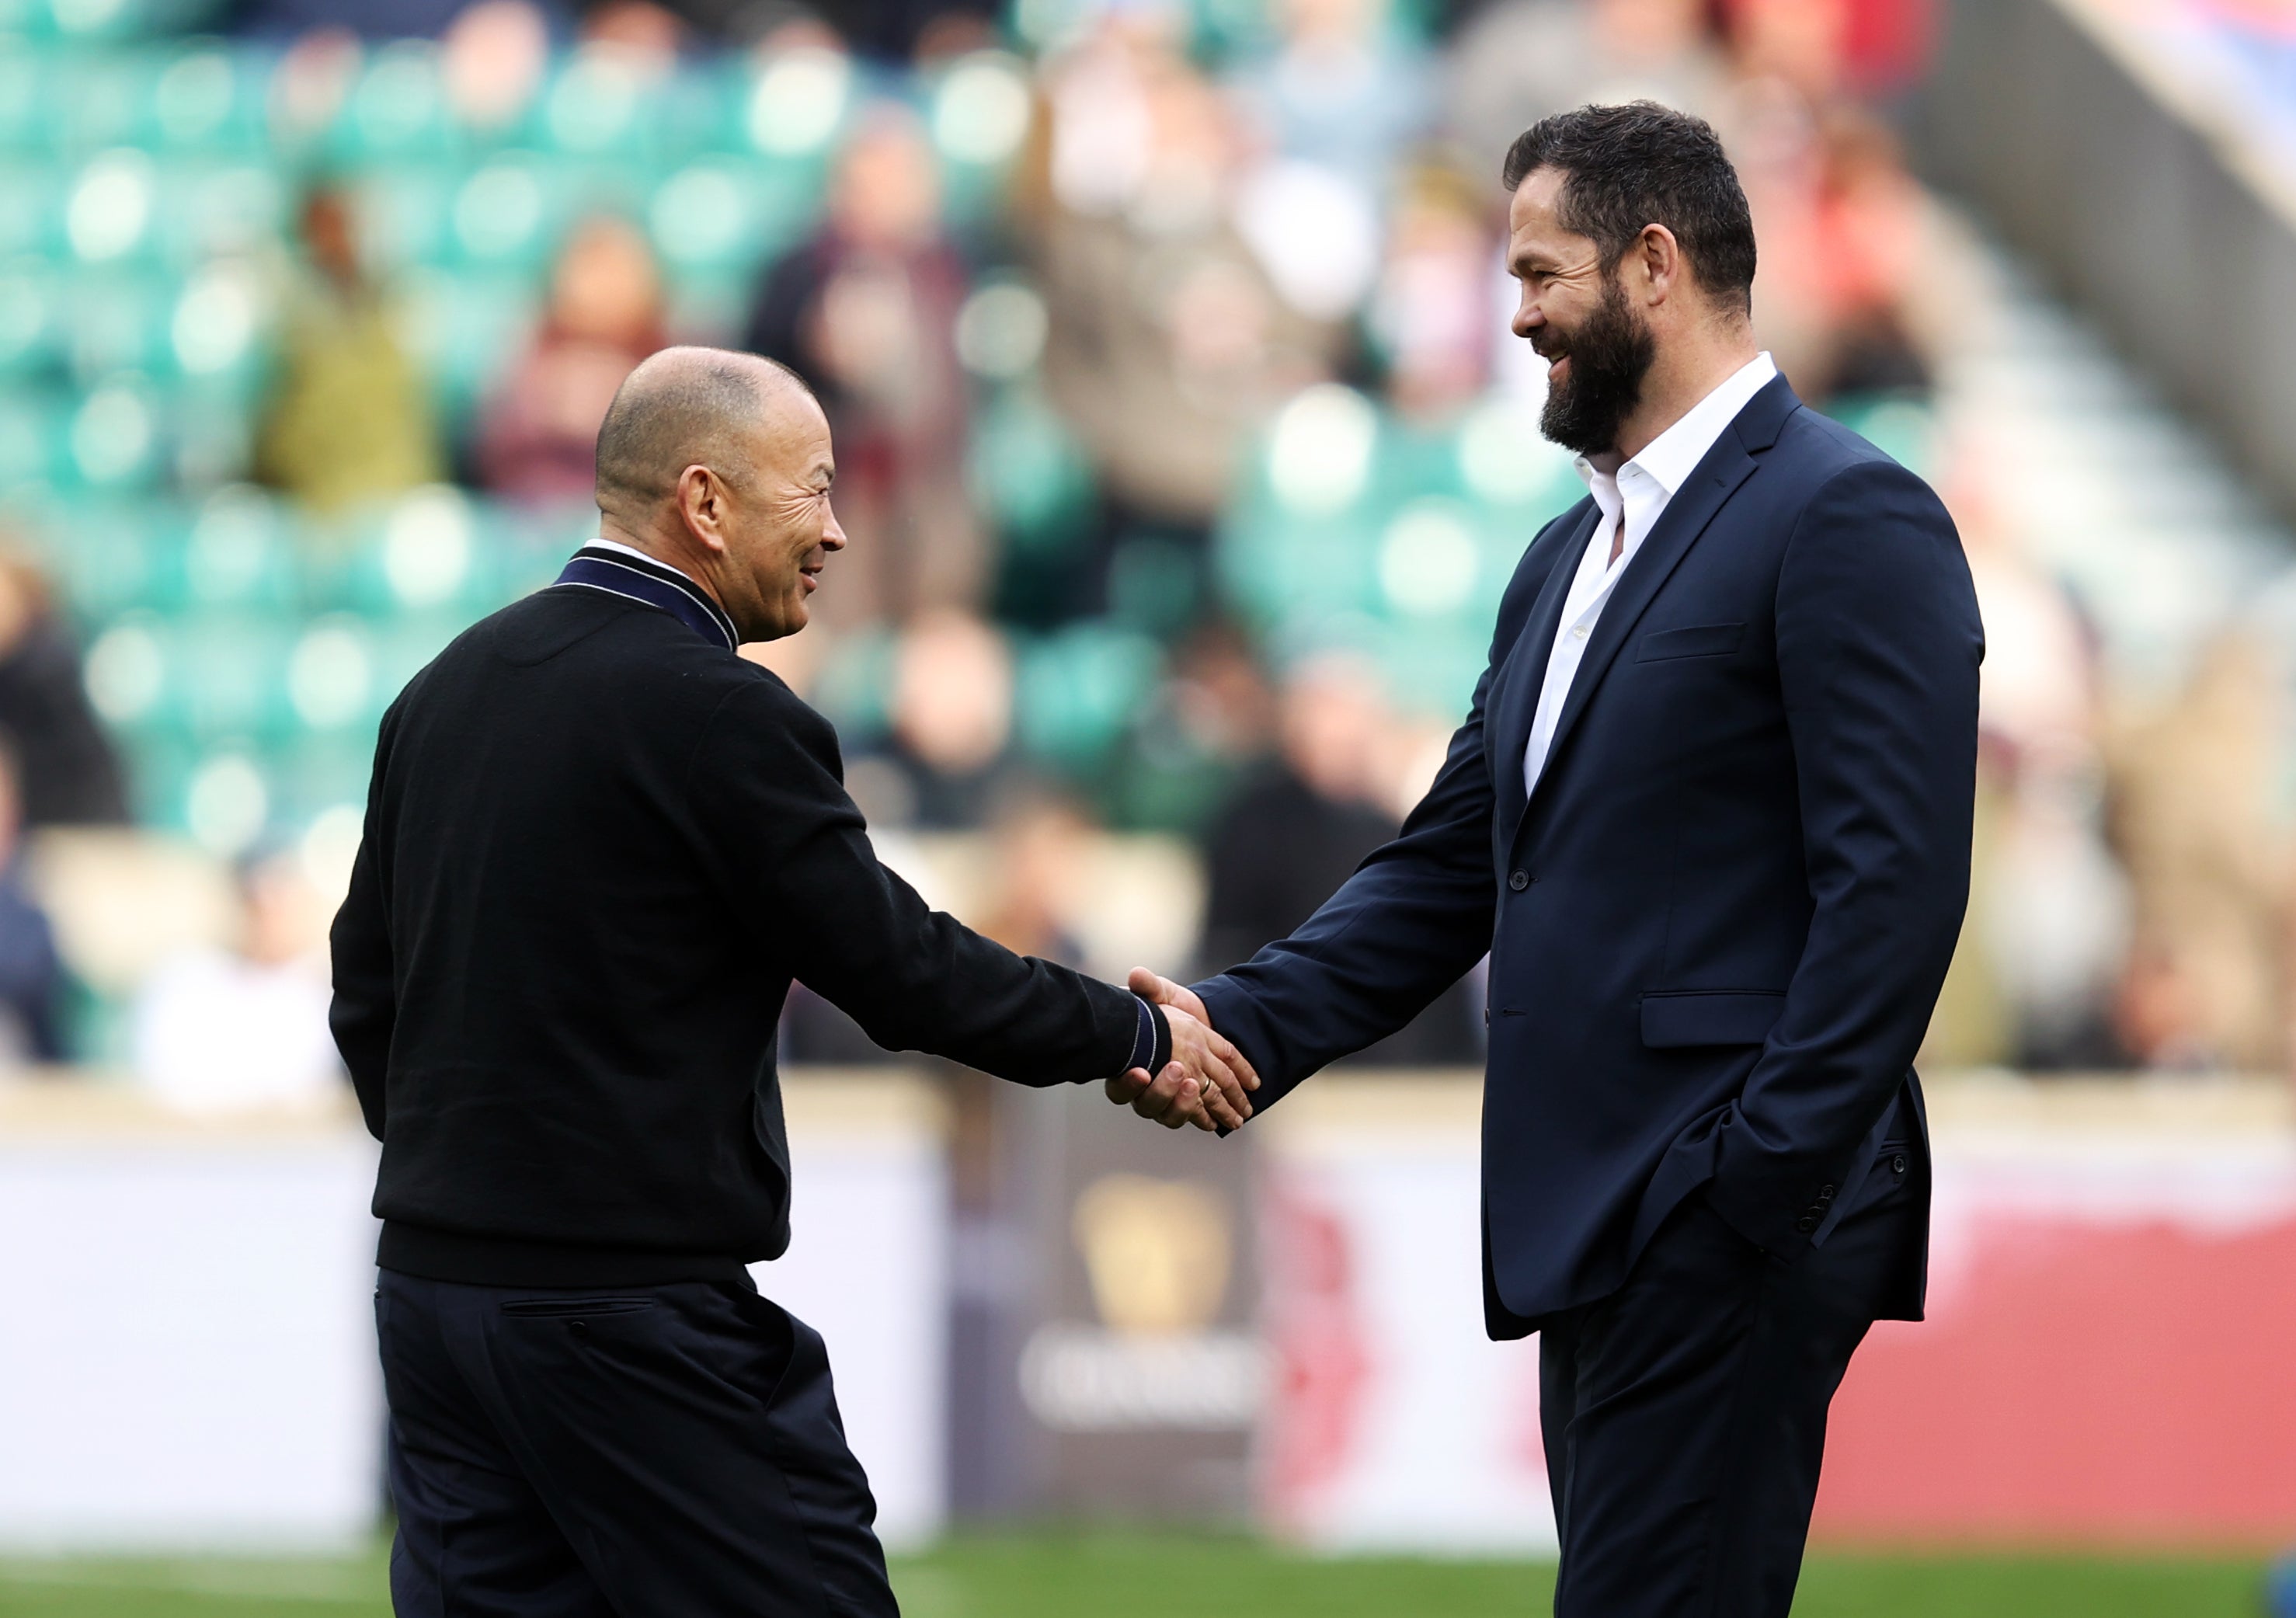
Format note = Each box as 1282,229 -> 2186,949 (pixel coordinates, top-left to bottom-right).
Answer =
1106,969 -> 1258,1133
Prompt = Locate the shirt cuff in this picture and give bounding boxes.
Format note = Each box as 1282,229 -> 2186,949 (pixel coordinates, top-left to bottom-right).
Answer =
1123,995 -> 1172,1076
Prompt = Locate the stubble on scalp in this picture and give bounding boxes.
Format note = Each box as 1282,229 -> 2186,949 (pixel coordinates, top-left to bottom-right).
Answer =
592,346 -> 816,519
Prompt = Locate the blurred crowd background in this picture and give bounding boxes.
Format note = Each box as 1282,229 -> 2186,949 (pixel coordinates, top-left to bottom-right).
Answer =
0,0 -> 2293,1108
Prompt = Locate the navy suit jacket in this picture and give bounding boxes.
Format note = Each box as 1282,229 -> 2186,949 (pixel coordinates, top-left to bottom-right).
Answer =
1195,377 -> 1983,1331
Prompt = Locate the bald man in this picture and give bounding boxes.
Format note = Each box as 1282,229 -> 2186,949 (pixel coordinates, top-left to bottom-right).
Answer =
330,348 -> 1252,1617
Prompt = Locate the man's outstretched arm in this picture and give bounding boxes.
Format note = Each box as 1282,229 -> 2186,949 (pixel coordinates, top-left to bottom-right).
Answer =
1122,513 -> 1574,1119
686,676 -> 1258,1128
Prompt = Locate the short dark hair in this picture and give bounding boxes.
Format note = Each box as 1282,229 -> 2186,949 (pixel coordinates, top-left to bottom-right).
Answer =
1502,101 -> 1756,316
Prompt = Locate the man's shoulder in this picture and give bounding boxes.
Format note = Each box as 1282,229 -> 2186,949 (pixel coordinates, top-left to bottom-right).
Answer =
1769,404 -> 1931,498
398,590 -> 791,730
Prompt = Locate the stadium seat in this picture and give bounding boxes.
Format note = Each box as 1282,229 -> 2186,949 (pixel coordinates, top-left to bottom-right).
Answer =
142,40 -> 270,155
1015,621 -> 1162,774
0,256 -> 61,379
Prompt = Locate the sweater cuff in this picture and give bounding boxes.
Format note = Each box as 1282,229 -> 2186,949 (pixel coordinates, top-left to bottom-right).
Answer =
1123,995 -> 1172,1076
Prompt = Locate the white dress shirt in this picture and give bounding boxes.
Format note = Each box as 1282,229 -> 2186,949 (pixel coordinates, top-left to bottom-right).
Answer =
1522,352 -> 1779,798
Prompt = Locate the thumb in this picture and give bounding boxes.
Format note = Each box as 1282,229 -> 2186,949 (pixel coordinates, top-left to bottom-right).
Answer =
1129,966 -> 1181,1003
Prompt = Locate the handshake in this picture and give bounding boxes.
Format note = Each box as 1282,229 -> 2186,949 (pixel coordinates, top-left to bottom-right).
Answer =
1106,968 -> 1258,1134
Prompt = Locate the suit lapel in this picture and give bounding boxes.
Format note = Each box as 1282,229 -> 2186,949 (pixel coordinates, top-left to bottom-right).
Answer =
1508,376 -> 1804,847
1489,499 -> 1602,840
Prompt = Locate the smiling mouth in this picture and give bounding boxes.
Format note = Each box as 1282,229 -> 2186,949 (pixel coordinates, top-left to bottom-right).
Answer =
799,568 -> 821,593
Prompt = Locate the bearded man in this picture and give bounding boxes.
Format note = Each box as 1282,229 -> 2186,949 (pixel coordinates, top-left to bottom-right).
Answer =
1121,103 -> 1982,1616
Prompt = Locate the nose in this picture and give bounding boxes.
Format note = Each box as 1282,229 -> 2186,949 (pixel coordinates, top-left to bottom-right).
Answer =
1512,291 -> 1544,343
820,501 -> 847,551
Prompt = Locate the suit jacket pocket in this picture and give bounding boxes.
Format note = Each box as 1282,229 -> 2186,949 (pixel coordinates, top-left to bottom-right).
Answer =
1640,990 -> 1787,1048
1636,622 -> 1745,662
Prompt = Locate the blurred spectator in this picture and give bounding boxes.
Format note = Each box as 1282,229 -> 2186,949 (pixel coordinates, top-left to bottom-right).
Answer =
1448,0 -> 1722,164
2106,633 -> 2294,1074
1109,616 -> 1277,833
972,788 -> 1094,964
581,0 -> 686,67
441,0 -> 554,130
0,551 -> 128,828
1369,162 -> 1497,424
253,185 -> 445,516
846,607 -> 1021,830
478,215 -> 669,506
1026,19 -> 1345,547
746,107 -> 980,620
1198,652 -> 1480,1062
1948,472 -> 2126,1070
1717,23 -> 1935,402
1229,0 -> 1434,190
133,851 -> 342,1112
0,738 -> 66,1069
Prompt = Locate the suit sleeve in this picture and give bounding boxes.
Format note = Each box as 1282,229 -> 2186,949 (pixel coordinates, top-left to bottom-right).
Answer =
329,712 -> 398,1141
1705,458 -> 1984,1258
1183,527 -> 1568,1108
684,679 -> 1157,1085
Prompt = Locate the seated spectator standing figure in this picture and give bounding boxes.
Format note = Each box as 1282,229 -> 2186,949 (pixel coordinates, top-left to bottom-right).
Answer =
255,184 -> 446,515
479,215 -> 670,506
0,737 -> 66,1070
846,607 -> 1021,830
0,548 -> 127,826
134,851 -> 343,1112
745,108 -> 979,621
1201,653 -> 1480,1063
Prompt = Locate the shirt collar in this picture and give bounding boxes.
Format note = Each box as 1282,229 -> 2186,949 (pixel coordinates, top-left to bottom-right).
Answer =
552,539 -> 741,653
1574,351 -> 1779,500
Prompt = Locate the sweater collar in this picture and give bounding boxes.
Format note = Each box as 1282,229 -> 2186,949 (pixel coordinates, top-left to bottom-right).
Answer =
553,543 -> 740,653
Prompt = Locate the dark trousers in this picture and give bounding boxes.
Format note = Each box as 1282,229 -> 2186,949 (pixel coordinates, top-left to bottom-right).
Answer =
1538,1148 -> 1922,1618
375,1270 -> 899,1617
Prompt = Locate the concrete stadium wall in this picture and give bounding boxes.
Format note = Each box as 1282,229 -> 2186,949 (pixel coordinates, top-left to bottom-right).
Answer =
1918,0 -> 2296,525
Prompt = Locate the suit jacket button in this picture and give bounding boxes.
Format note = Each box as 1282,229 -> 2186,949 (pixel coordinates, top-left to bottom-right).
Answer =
1892,1154 -> 1909,1176
1817,1185 -> 1835,1201
1508,870 -> 1530,892
1794,1214 -> 1820,1234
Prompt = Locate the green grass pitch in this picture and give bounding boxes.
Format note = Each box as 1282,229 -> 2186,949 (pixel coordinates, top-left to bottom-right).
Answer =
0,1536 -> 2266,1616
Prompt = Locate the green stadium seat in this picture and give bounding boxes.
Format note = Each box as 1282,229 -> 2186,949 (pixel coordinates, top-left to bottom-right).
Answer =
0,256 -> 61,378
265,727 -> 379,826
329,40 -> 456,165
442,152 -> 569,272
162,259 -> 272,392
168,608 -> 300,742
153,484 -> 297,612
143,40 -> 270,155
281,611 -> 386,736
647,158 -> 772,277
0,165 -> 50,259
927,53 -> 1031,236
58,148 -> 158,265
1015,621 -> 1162,774
325,485 -> 504,619
61,372 -> 168,491
174,743 -> 279,854
398,266 -> 539,430
968,386 -> 1094,557
528,51 -> 662,161
0,42 -> 50,155
739,47 -> 854,163
353,162 -> 458,273
149,157 -> 287,270
57,270 -> 176,381
45,497 -> 176,621
51,47 -> 155,155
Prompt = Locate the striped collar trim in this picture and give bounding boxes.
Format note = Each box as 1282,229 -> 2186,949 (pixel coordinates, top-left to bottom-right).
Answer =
553,545 -> 739,653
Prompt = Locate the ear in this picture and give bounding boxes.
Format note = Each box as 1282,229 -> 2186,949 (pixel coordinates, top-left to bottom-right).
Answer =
674,464 -> 729,555
1636,223 -> 1685,306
